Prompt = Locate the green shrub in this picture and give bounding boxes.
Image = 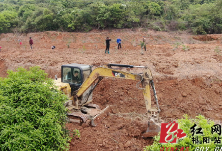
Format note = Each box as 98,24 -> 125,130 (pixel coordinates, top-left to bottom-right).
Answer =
0,66 -> 71,151
144,115 -> 222,151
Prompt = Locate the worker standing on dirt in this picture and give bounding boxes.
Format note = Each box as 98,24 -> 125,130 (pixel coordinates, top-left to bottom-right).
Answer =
105,37 -> 111,54
18,39 -> 22,45
116,38 -> 121,49
29,37 -> 33,49
140,37 -> 146,55
142,37 -> 146,51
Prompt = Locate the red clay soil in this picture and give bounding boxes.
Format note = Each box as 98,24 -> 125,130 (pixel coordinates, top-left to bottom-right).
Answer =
0,29 -> 222,150
67,115 -> 153,151
0,59 -> 7,77
92,77 -> 222,122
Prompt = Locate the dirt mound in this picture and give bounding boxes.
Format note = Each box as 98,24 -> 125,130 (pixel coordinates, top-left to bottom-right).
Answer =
92,76 -> 222,122
93,77 -> 222,120
193,34 -> 221,41
156,77 -> 222,122
66,76 -> 222,151
67,115 -> 153,151
93,78 -> 146,114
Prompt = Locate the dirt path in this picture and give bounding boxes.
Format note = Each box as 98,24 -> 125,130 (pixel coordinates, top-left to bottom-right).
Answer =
0,29 -> 222,150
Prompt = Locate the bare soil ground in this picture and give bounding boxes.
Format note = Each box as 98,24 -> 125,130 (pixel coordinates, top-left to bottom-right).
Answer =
0,29 -> 222,151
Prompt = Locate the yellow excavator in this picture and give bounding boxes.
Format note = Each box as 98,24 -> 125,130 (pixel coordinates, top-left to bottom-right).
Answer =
54,63 -> 161,137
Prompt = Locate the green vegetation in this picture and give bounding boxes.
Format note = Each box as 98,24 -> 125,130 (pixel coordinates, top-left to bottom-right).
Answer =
182,44 -> 190,51
144,115 -> 222,151
172,42 -> 181,51
72,129 -> 80,138
0,67 -> 71,150
0,0 -> 221,34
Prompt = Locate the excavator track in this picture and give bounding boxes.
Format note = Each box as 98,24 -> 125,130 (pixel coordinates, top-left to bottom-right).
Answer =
67,104 -> 110,126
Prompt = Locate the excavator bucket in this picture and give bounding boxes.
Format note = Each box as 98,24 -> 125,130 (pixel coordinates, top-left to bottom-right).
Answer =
142,118 -> 161,138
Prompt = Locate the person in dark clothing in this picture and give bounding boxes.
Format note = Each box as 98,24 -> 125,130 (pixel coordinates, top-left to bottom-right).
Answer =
116,38 -> 121,49
105,37 -> 111,54
73,71 -> 80,83
29,37 -> 33,49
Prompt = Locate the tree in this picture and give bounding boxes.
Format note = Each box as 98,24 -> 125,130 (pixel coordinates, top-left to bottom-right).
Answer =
18,4 -> 36,21
162,1 -> 179,20
0,67 -> 71,150
209,0 -> 222,33
108,3 -> 125,28
146,2 -> 162,18
89,2 -> 110,29
34,8 -> 54,31
0,10 -> 17,33
182,3 -> 214,34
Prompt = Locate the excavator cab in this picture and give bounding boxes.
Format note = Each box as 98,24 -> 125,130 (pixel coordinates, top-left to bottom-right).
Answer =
61,63 -> 92,95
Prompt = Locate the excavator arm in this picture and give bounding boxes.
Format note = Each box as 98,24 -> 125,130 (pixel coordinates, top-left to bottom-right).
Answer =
73,64 -> 160,113
57,63 -> 162,137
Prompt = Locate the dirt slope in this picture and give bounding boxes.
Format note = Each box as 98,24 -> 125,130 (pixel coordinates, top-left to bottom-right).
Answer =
0,29 -> 222,151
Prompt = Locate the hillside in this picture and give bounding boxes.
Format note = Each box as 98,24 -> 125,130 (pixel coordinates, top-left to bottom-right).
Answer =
0,29 -> 222,150
0,0 -> 222,34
